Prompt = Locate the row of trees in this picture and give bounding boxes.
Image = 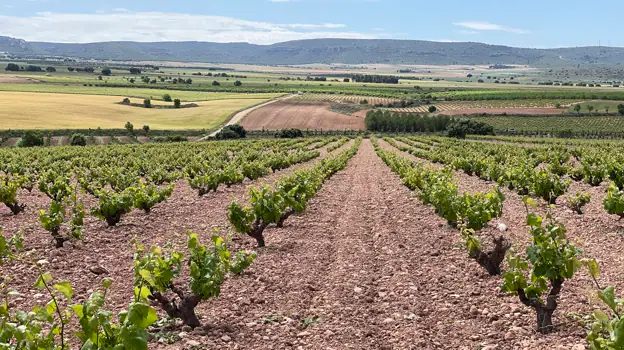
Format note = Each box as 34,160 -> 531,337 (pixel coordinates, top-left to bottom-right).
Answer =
351,74 -> 400,84
5,63 -> 56,72
365,110 -> 454,132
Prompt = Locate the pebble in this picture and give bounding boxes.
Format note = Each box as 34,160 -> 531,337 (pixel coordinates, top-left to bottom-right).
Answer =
297,331 -> 311,337
497,223 -> 508,232
354,287 -> 363,293
470,305 -> 478,315
324,330 -> 334,337
221,335 -> 231,342
383,318 -> 394,324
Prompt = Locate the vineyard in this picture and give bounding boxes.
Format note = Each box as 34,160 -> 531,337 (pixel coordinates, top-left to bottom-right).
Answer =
291,93 -> 400,105
472,115 -> 624,134
386,99 -> 580,113
1,135 -> 624,349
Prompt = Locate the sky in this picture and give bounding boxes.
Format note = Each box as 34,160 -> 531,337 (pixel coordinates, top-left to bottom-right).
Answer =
0,0 -> 622,48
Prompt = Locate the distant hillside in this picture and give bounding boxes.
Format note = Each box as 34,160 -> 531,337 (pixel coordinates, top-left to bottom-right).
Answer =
2,36 -> 624,67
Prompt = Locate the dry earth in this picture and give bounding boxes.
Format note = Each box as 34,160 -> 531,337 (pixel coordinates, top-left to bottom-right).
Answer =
2,138 -> 621,349
240,101 -> 366,131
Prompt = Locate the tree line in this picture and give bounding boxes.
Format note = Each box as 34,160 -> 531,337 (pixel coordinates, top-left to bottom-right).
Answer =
351,74 -> 400,84
365,110 -> 454,132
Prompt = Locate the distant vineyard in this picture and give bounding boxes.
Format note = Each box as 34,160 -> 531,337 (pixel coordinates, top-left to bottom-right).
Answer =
386,99 -> 580,113
292,93 -> 400,105
472,115 -> 624,133
430,89 -> 624,101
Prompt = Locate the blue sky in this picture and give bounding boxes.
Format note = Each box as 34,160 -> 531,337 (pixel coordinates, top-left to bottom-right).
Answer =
0,0 -> 621,47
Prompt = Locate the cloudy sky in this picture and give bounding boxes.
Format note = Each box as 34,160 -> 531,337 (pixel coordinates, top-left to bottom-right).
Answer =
1,0 -> 622,47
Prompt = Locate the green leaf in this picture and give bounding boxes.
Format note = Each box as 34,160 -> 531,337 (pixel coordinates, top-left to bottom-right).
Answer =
102,277 -> 113,289
585,259 -> 600,279
138,269 -> 156,287
34,272 -> 53,290
126,302 -> 158,328
54,281 -> 73,301
134,286 -> 151,301
593,310 -> 609,324
120,325 -> 149,350
599,286 -> 618,313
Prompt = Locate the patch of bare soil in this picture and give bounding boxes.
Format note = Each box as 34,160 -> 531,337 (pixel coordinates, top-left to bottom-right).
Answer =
0,76 -> 38,83
241,101 -> 366,131
440,108 -> 565,116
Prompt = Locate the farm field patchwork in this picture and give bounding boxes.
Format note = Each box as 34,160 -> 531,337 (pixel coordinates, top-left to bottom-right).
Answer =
0,91 -> 272,130
386,99 -> 580,113
0,83 -> 284,101
471,115 -> 624,133
291,93 -> 401,105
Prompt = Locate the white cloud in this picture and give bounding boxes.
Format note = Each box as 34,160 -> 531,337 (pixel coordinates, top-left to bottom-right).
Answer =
453,21 -> 529,34
0,12 -> 376,44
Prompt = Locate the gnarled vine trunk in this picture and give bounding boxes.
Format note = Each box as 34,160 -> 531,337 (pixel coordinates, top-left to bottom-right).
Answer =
276,209 -> 295,228
517,278 -> 563,334
5,202 -> 26,215
248,222 -> 268,248
471,236 -> 510,276
151,285 -> 202,328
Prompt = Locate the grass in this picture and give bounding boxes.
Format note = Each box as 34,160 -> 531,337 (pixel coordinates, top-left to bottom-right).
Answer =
565,100 -> 624,113
0,83 -> 283,102
0,91 -> 270,130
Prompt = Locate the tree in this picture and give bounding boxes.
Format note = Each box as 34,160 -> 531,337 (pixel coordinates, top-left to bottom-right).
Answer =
98,76 -> 103,81
618,104 -> 624,115
45,67 -> 56,73
212,81 -> 221,86
343,78 -> 350,83
162,94 -> 172,102
129,67 -> 141,74
447,119 -> 494,139
19,131 -> 44,147
428,105 -> 437,113
587,105 -> 594,113
174,99 -> 181,108
467,74 -> 473,78
69,133 -> 87,146
143,99 -> 151,109
5,63 -> 20,71
234,80 -> 242,86
129,78 -> 135,84
185,78 -> 192,84
216,125 -> 246,140
125,122 -> 134,134
101,68 -> 112,76
142,125 -> 150,134
574,104 -> 582,114
84,67 -> 94,73
606,106 -> 610,114
67,67 -> 75,72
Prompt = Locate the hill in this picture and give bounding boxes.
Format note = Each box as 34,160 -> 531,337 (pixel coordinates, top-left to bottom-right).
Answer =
2,36 -> 624,67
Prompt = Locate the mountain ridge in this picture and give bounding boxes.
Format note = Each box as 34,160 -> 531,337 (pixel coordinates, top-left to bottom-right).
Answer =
2,36 -> 624,67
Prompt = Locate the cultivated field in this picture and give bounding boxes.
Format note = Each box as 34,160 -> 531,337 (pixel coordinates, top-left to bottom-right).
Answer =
3,135 -> 624,349
240,101 -> 366,130
292,93 -> 401,105
387,99 -> 579,113
0,91 -> 273,130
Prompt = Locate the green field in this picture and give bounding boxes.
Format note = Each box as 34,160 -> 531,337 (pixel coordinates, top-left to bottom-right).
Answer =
472,115 -> 624,133
0,83 -> 283,102
0,91 -> 271,130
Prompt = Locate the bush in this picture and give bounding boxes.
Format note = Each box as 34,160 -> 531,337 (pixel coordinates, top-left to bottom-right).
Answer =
275,128 -> 303,138
143,99 -> 151,108
121,98 -> 131,104
5,63 -> 20,71
152,135 -> 187,143
101,68 -> 112,76
428,105 -> 437,113
19,131 -> 44,147
45,67 -> 56,73
174,99 -> 181,108
447,119 -> 494,139
234,80 -> 242,86
69,133 -> 87,146
162,94 -> 172,102
216,125 -> 246,140
212,80 -> 221,86
360,99 -> 369,105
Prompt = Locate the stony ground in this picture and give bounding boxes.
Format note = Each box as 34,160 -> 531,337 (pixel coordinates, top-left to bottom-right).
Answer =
2,138 -> 621,349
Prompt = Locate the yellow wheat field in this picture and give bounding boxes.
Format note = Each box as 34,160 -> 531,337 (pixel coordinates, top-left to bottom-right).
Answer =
0,91 -> 272,130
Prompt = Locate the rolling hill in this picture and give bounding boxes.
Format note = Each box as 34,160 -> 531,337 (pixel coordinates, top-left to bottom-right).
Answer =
2,36 -> 624,67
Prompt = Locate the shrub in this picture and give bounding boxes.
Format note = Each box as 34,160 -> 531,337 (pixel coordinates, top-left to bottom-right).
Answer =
216,125 -> 246,140
212,80 -> 221,86
360,99 -> 369,105
142,125 -> 150,134
125,121 -> 134,133
447,119 -> 494,139
101,68 -> 112,76
275,128 -> 303,138
428,105 -> 437,113
234,80 -> 242,86
69,133 -> 87,146
174,98 -> 181,108
45,67 -> 56,72
143,99 -> 151,108
19,131 -> 44,147
162,94 -> 172,102
5,63 -> 20,71
121,97 -> 131,104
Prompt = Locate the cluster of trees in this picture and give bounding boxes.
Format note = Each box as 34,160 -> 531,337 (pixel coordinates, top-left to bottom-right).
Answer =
306,76 -> 327,82
365,110 -> 454,132
447,119 -> 495,139
351,74 -> 399,84
275,128 -> 303,138
216,125 -> 246,140
66,67 -> 95,73
4,63 -> 54,72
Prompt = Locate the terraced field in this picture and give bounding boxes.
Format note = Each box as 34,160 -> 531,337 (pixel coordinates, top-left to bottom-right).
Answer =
292,93 -> 400,105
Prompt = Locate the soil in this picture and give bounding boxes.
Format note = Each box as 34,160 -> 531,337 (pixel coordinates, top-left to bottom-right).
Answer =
0,77 -> 38,83
439,108 -> 565,116
1,138 -> 620,349
240,101 -> 366,131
